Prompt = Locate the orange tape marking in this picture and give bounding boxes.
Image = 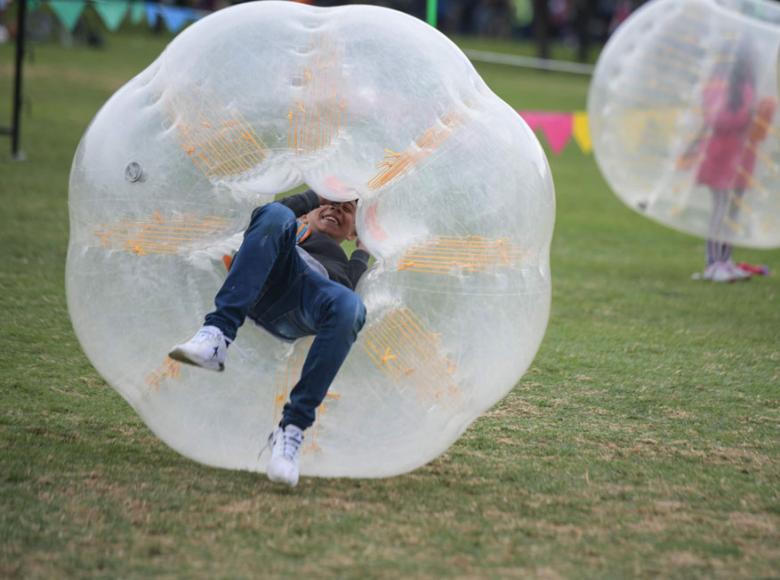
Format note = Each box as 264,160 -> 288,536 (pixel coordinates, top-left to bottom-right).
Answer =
398,236 -> 526,275
145,357 -> 182,390
362,307 -> 460,407
94,213 -> 228,256
288,35 -> 346,155
167,93 -> 267,179
368,112 -> 462,190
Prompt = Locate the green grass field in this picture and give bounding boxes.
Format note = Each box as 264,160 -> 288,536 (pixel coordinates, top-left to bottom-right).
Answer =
1,29 -> 778,578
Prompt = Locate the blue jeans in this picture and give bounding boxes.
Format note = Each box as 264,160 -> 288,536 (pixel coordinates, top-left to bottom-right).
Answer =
204,203 -> 367,430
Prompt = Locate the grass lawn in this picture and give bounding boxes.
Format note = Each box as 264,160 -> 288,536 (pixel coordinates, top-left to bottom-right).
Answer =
1,28 -> 778,579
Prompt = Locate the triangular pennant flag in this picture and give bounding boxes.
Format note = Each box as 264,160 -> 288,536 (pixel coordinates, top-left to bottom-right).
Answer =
93,0 -> 129,31
129,1 -> 145,24
48,0 -> 86,31
518,111 -> 574,155
537,113 -> 573,154
145,3 -> 161,27
160,5 -> 193,33
519,111 -> 544,131
572,111 -> 592,153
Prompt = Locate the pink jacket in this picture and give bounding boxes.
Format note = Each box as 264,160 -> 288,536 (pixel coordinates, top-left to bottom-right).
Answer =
695,81 -> 755,190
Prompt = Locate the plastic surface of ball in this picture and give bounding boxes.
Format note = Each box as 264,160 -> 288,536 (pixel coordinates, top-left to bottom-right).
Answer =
67,1 -> 555,477
588,0 -> 780,248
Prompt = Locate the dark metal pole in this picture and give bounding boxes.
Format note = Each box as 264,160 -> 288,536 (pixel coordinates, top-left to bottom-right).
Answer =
575,0 -> 594,64
532,0 -> 550,61
11,0 -> 27,159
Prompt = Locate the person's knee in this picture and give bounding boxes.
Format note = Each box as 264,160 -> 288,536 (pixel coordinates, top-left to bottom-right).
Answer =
249,202 -> 296,232
327,290 -> 366,336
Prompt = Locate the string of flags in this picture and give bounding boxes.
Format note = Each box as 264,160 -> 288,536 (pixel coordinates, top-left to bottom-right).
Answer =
520,111 -> 592,155
26,0 -> 208,34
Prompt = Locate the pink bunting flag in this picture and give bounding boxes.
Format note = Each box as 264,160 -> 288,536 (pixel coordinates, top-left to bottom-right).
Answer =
518,111 -> 575,155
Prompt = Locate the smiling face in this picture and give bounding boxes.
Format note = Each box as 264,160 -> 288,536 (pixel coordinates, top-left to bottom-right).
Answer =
306,201 -> 357,243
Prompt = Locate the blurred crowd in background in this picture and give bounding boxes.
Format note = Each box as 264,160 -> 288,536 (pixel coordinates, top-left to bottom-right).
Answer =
297,0 -> 641,47
378,0 -> 639,59
0,0 -> 647,62
324,0 -> 643,60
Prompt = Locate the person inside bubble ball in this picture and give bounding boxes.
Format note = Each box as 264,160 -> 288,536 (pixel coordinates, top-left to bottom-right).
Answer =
685,40 -> 775,282
169,187 -> 369,487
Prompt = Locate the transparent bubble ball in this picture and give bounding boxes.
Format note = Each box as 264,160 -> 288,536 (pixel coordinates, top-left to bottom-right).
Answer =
588,0 -> 780,248
67,1 -> 555,477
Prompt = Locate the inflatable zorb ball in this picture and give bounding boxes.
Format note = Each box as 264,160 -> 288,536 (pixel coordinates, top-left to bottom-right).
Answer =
67,1 -> 555,477
589,0 -> 780,248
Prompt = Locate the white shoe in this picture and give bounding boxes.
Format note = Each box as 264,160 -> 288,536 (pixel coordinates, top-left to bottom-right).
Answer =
266,425 -> 304,487
168,326 -> 229,371
698,262 -> 719,281
703,261 -> 745,283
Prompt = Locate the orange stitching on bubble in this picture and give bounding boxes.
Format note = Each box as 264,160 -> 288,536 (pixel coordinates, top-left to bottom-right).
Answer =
362,308 -> 461,407
94,213 -> 228,256
397,236 -> 526,275
146,358 -> 182,390
167,92 -> 267,179
368,112 -> 463,190
288,35 -> 345,155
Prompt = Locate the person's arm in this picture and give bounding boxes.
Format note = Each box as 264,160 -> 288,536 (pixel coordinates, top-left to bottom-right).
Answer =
748,97 -> 777,143
278,189 -> 321,217
347,239 -> 370,287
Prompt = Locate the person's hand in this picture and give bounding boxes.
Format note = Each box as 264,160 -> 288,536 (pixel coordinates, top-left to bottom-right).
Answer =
355,237 -> 369,253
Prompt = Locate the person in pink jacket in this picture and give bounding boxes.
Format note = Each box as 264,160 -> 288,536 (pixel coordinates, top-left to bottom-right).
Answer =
694,44 -> 756,282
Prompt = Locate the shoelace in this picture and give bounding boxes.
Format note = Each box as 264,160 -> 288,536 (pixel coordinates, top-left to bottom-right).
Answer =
282,429 -> 303,461
258,428 -> 304,461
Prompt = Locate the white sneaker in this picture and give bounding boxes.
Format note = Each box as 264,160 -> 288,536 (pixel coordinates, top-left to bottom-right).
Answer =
704,261 -> 753,283
168,326 -> 229,371
266,425 -> 304,487
698,262 -> 719,281
696,262 -> 736,283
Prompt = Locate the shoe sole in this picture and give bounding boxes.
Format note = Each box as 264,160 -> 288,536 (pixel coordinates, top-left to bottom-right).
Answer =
168,347 -> 224,372
267,470 -> 298,487
266,454 -> 299,487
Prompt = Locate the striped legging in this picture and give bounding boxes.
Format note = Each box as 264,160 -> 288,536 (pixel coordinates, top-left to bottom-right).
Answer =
706,188 -> 744,265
